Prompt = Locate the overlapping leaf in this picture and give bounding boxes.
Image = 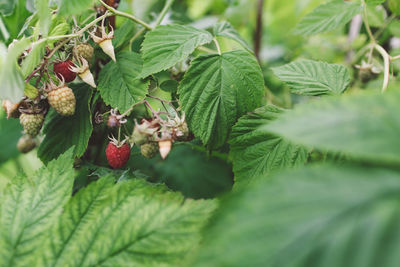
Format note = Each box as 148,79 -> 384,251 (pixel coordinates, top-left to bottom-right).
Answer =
58,0 -> 94,16
98,51 -> 148,112
264,90 -> 400,165
213,21 -> 251,52
229,105 -> 308,188
140,24 -> 213,77
295,1 -> 362,36
38,84 -> 93,163
179,50 -> 264,149
272,59 -> 350,96
193,164 -> 400,267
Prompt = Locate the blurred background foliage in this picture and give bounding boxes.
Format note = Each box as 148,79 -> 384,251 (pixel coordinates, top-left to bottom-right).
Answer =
1,0 -> 399,199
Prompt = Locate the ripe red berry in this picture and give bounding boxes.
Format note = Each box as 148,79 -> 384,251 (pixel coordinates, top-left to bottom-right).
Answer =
53,60 -> 76,82
105,142 -> 130,169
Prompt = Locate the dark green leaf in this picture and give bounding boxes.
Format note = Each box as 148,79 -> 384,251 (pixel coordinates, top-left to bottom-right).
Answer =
179,50 -> 264,149
140,24 -> 213,78
98,51 -> 148,112
229,105 -> 308,188
271,60 -> 350,96
58,0 -> 94,16
38,84 -> 93,163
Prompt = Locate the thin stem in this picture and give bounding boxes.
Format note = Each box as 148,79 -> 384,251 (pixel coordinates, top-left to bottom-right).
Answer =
254,0 -> 264,61
155,0 -> 175,26
374,44 -> 390,92
213,38 -> 221,55
128,28 -> 146,51
98,0 -> 153,30
119,100 -> 145,117
362,0 -> 376,43
392,55 -> 400,61
146,94 -> 176,104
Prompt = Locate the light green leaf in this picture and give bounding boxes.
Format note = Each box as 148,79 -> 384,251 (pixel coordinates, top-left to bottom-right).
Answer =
295,1 -> 362,36
38,84 -> 93,163
43,177 -> 217,266
98,51 -> 149,112
213,21 -> 251,52
272,59 -> 350,96
58,0 -> 94,16
34,0 -> 51,37
140,24 -> 213,78
0,149 -> 74,266
229,105 -> 308,188
389,0 -> 400,15
24,82 -> 39,99
366,0 -> 386,5
264,90 -> 400,165
193,164 -> 400,267
21,42 -> 45,78
0,38 -> 31,103
179,50 -> 264,149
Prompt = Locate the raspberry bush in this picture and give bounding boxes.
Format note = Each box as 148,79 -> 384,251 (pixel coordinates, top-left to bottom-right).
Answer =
0,0 -> 400,266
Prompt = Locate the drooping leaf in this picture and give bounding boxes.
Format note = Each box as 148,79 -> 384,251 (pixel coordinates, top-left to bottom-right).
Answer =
98,51 -> 148,112
178,50 -> 264,149
34,0 -> 51,37
58,0 -> 94,16
38,84 -> 93,163
272,59 -> 350,96
264,90 -> 400,165
0,149 -> 74,266
295,1 -> 362,36
229,105 -> 308,188
193,164 -> 400,267
213,21 -> 252,52
0,38 -> 30,103
21,42 -> 45,78
140,24 -> 213,78
43,177 -> 217,266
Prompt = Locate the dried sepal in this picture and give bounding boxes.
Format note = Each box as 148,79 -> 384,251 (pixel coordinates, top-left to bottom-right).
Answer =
69,57 -> 96,88
90,22 -> 116,61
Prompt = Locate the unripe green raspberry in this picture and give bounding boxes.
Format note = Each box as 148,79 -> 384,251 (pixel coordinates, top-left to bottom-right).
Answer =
73,43 -> 94,62
19,113 -> 44,136
17,135 -> 37,153
48,86 -> 76,116
140,142 -> 158,159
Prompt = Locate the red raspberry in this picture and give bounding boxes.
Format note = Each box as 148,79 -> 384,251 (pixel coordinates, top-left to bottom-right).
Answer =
105,142 -> 130,169
53,60 -> 77,82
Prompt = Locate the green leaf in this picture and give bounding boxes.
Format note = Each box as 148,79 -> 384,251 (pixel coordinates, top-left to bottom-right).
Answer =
0,0 -> 16,16
0,110 -> 22,164
113,20 -> 136,50
38,84 -> 93,163
229,105 -> 308,188
21,42 -> 45,78
43,177 -> 217,266
140,24 -> 213,78
160,79 -> 179,93
213,21 -> 252,52
389,0 -> 400,15
0,149 -> 74,266
264,90 -> 400,165
366,0 -> 386,5
0,38 -> 30,103
193,164 -> 400,267
58,0 -> 94,16
34,0 -> 51,37
179,50 -> 264,149
295,1 -> 362,36
98,51 -> 149,112
24,82 -> 39,99
272,59 -> 350,96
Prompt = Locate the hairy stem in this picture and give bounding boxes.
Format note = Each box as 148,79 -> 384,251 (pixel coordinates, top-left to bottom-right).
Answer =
374,44 -> 390,92
155,0 -> 175,26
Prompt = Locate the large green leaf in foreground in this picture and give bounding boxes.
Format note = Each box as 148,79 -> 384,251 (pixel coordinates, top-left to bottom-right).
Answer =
229,105 -> 308,188
179,50 -> 264,149
193,164 -> 400,267
0,150 -> 216,266
264,90 -> 400,165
